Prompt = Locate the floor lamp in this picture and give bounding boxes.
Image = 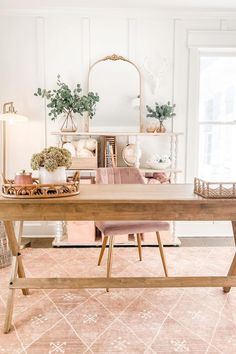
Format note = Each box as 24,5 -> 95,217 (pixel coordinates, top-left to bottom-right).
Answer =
0,102 -> 28,268
0,102 -> 28,181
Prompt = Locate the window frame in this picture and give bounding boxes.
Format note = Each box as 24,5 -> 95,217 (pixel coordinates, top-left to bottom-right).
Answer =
186,48 -> 236,182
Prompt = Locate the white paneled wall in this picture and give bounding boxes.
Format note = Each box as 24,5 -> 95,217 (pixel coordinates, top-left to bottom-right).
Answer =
0,16 -> 45,178
0,8 -> 235,236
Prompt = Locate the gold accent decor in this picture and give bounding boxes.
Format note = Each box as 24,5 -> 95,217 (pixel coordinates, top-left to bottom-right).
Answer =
194,177 -> 236,199
2,178 -> 80,199
103,54 -> 130,62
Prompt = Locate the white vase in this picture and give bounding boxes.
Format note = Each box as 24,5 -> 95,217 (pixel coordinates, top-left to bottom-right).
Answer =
39,166 -> 67,184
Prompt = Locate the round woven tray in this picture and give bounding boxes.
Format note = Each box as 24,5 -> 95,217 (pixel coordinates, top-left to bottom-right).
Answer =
1,178 -> 80,199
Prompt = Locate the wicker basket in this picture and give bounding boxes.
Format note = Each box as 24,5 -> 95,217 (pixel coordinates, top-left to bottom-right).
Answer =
0,221 -> 12,269
194,177 -> 236,199
2,179 -> 80,199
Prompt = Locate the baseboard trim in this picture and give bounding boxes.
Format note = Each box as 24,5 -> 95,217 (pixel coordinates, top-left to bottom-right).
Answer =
23,236 -> 234,248
179,237 -> 234,247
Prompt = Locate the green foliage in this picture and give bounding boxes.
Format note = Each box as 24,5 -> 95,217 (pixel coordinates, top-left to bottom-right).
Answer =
34,75 -> 99,120
146,101 -> 176,122
31,146 -> 72,172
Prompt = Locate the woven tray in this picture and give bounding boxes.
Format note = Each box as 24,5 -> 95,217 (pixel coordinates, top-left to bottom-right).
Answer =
1,178 -> 80,199
194,177 -> 236,199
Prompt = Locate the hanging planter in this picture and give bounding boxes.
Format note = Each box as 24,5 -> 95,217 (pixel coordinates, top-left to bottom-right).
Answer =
34,75 -> 99,133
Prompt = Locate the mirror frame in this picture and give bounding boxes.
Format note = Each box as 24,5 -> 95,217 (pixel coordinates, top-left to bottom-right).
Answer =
86,54 -> 144,133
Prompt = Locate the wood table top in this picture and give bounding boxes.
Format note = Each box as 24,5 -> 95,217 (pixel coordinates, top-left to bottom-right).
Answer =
0,183 -> 221,204
0,184 -> 235,221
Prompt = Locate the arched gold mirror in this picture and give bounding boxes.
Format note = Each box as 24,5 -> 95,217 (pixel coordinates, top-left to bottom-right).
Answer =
88,54 -> 142,133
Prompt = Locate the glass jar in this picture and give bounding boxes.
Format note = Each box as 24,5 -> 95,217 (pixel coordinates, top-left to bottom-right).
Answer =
14,170 -> 33,185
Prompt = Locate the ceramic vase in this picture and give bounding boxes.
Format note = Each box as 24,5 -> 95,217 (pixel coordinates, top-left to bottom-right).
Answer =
39,166 -> 67,185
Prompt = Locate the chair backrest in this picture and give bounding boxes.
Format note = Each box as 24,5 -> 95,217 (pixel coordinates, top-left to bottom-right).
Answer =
96,167 -> 145,185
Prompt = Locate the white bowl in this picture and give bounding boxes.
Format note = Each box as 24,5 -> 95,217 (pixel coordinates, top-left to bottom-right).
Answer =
148,161 -> 171,170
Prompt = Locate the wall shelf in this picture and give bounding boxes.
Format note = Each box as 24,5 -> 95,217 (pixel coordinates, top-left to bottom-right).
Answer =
140,168 -> 182,174
52,130 -> 183,246
51,131 -> 183,137
52,130 -> 183,180
68,168 -> 182,174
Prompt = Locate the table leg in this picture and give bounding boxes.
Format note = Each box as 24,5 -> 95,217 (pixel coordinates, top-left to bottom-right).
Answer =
223,221 -> 236,293
14,221 -> 28,286
4,221 -> 28,295
4,252 -> 18,333
3,221 -> 29,333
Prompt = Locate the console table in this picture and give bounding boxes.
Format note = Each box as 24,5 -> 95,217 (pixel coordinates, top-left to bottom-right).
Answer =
51,131 -> 183,246
51,131 -> 183,179
1,183 -> 236,333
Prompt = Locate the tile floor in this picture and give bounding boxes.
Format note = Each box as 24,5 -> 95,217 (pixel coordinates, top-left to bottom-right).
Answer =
0,246 -> 236,353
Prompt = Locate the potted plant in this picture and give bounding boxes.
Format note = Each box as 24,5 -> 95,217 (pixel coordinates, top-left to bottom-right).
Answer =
34,75 -> 99,132
146,101 -> 176,132
31,146 -> 72,184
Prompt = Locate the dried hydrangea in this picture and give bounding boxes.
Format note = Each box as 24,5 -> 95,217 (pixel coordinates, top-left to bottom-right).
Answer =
31,147 -> 72,172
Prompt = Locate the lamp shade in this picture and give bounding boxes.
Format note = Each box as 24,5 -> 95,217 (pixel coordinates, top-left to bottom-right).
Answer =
0,113 -> 28,123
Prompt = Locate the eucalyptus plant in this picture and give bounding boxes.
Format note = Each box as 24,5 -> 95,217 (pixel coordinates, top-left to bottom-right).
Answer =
146,101 -> 176,122
34,75 -> 99,120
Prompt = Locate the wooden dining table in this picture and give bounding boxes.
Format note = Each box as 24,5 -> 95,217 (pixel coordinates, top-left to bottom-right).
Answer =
1,183 -> 236,333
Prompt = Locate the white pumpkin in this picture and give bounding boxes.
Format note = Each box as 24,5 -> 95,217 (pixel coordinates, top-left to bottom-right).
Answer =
85,138 -> 97,151
62,142 -> 76,157
77,139 -> 87,151
77,148 -> 94,158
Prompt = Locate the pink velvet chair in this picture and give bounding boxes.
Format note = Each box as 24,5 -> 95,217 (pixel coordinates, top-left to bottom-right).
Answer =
96,167 -> 169,291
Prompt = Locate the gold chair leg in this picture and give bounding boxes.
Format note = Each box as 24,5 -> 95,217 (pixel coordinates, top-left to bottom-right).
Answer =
106,236 -> 114,292
156,232 -> 168,277
98,236 -> 108,266
137,233 -> 142,261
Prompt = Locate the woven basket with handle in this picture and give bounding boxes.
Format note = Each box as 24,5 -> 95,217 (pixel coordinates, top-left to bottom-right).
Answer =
0,221 -> 12,268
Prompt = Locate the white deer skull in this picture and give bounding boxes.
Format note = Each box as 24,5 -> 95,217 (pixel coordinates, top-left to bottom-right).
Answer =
142,56 -> 168,95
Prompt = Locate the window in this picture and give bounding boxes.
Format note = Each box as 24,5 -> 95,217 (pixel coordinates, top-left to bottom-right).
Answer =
225,86 -> 235,115
198,54 -> 236,181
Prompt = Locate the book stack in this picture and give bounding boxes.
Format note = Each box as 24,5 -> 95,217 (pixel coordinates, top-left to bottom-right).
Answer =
104,136 -> 117,167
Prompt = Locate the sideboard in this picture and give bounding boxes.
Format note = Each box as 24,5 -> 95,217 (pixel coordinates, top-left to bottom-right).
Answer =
51,131 -> 183,181
50,131 -> 183,247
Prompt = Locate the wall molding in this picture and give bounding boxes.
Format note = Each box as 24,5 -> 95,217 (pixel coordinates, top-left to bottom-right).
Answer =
127,18 -> 136,61
185,48 -> 200,182
188,30 -> 236,47
35,16 -> 47,147
81,17 -> 91,132
2,8 -> 236,19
